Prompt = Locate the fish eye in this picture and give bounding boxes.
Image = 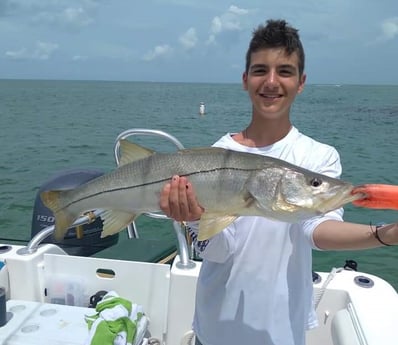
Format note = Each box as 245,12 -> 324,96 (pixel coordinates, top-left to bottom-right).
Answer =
310,178 -> 323,188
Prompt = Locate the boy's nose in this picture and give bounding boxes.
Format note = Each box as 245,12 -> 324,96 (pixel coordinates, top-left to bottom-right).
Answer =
263,70 -> 278,87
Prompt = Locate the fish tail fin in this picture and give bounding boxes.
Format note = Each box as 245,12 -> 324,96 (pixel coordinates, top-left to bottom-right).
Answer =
40,190 -> 78,241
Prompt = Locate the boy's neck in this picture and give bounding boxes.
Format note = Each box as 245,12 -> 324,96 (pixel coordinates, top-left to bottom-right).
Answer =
235,119 -> 292,147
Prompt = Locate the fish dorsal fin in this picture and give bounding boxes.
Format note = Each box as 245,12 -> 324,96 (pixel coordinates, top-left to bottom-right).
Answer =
119,139 -> 155,166
197,213 -> 238,241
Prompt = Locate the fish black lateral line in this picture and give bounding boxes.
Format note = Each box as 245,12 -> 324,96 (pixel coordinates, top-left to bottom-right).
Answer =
41,139 -> 364,241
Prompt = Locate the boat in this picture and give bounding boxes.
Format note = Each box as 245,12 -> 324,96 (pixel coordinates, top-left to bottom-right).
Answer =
0,129 -> 397,345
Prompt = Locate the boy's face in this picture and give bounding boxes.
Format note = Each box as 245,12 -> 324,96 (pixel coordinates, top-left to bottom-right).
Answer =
243,48 -> 306,121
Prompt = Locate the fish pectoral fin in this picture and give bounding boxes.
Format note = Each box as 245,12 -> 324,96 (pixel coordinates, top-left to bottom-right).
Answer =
119,139 -> 155,166
100,210 -> 138,237
197,214 -> 238,241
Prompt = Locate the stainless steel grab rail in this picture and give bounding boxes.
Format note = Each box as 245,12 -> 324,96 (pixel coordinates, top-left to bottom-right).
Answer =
113,128 -> 185,239
17,209 -> 105,255
113,129 -> 194,268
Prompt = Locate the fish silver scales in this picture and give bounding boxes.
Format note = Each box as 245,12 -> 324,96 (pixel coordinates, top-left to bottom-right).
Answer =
41,139 -> 361,241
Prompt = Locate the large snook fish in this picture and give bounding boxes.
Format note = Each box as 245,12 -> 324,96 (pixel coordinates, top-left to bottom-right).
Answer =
41,139 -> 363,241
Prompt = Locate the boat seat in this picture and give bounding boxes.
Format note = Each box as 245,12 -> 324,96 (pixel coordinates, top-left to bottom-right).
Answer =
331,308 -> 362,345
93,238 -> 177,264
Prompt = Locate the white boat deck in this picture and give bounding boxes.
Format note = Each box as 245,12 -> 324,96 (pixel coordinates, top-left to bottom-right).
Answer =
0,243 -> 398,345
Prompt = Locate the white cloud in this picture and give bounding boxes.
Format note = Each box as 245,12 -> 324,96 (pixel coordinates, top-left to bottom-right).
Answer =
72,55 -> 88,61
32,6 -> 94,30
5,47 -> 28,60
210,5 -> 248,34
207,5 -> 249,44
62,7 -> 94,27
142,44 -> 173,61
381,17 -> 398,40
34,41 -> 59,59
1,0 -> 99,30
179,27 -> 198,49
228,5 -> 249,16
369,17 -> 398,45
5,41 -> 59,60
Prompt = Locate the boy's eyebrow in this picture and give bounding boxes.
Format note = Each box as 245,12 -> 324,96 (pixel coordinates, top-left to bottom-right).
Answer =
279,64 -> 297,70
249,64 -> 266,70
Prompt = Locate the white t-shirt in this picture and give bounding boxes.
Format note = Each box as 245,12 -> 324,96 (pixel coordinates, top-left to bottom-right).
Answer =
190,127 -> 344,345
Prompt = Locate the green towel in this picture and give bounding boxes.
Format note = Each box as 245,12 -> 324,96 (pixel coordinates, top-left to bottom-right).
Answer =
85,291 -> 142,345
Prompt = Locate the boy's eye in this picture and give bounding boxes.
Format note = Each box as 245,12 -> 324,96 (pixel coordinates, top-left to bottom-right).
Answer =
278,68 -> 296,77
251,68 -> 266,75
279,71 -> 292,77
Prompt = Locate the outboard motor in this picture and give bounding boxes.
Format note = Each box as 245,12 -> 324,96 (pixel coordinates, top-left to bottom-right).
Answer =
31,168 -> 119,256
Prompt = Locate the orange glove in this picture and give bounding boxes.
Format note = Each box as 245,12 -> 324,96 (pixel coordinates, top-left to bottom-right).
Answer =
352,184 -> 398,210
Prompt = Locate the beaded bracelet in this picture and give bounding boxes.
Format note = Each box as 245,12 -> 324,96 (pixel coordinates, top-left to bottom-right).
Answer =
370,222 -> 392,246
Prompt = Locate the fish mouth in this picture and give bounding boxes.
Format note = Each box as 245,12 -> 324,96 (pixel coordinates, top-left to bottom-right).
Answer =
318,185 -> 364,212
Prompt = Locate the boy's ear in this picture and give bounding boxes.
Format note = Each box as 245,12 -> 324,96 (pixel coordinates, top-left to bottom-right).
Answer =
242,72 -> 248,90
298,73 -> 306,94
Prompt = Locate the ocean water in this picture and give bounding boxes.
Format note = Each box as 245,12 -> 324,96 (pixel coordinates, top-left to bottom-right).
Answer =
1,80 -> 397,288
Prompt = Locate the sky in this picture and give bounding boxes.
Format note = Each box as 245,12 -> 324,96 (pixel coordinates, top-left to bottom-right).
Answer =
0,0 -> 397,84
